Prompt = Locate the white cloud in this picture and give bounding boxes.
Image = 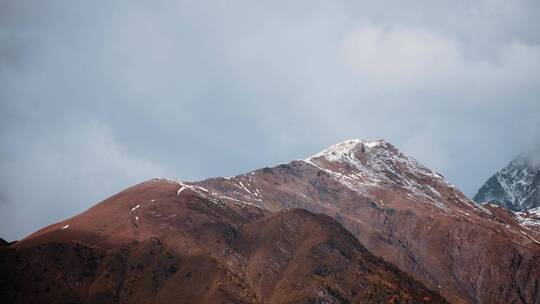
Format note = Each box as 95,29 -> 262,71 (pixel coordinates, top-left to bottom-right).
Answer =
341,24 -> 540,98
342,25 -> 462,90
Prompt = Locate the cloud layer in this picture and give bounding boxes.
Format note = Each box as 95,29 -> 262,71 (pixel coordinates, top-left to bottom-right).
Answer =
1,0 -> 540,239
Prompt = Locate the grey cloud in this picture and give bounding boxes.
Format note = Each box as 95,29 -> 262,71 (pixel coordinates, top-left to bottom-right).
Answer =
1,0 -> 540,240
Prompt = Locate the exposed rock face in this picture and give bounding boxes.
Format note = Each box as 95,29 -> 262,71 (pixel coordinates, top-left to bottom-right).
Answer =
0,179 -> 445,304
0,238 -> 13,247
192,139 -> 540,304
474,148 -> 540,211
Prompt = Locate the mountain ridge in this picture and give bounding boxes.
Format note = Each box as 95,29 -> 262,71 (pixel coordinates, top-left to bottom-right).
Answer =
1,179 -> 446,304
192,138 -> 540,304
2,138 -> 540,303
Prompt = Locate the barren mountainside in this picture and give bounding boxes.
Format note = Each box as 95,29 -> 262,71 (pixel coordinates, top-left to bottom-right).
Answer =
0,179 -> 445,304
2,139 -> 540,304
192,139 -> 540,304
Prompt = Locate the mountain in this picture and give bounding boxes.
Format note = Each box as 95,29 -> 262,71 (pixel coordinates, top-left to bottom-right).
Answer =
2,138 -> 540,304
0,179 -> 446,304
474,148 -> 540,211
192,139 -> 540,304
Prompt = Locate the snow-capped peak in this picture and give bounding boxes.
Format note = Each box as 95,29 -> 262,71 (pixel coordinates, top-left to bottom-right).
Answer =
301,139 -> 475,213
305,138 -> 441,183
474,147 -> 540,211
306,138 -> 387,162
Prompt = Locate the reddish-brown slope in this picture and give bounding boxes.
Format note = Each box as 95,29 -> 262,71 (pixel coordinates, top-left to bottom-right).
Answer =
192,139 -> 540,304
0,179 -> 445,304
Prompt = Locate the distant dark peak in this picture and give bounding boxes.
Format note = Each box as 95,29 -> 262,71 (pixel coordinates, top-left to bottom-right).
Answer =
475,148 -> 540,211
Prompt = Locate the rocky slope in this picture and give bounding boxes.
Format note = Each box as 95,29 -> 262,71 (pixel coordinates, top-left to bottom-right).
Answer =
192,139 -> 540,304
0,179 -> 445,304
474,148 -> 540,211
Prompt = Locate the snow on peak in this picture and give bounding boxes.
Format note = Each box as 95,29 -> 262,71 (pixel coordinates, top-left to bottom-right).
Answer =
306,139 -> 438,182
307,138 -> 388,161
301,138 -> 478,213
474,148 -> 540,211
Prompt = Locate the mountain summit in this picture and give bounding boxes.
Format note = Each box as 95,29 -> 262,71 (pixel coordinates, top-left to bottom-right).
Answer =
194,139 -> 540,304
474,148 -> 540,211
304,139 -> 461,209
0,179 -> 446,304
2,139 -> 540,304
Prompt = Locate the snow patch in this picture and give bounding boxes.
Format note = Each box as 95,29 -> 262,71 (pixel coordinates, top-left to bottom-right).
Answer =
307,139 -> 382,162
177,186 -> 187,196
514,207 -> 540,228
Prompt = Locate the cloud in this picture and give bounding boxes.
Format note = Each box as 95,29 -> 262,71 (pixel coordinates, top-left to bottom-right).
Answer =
342,26 -> 463,89
0,120 -> 168,239
341,24 -> 540,96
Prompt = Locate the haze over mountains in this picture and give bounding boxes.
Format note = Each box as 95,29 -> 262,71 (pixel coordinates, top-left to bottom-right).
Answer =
2,139 -> 540,304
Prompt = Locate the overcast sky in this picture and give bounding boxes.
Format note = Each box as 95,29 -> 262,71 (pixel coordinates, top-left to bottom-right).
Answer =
1,0 -> 540,240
